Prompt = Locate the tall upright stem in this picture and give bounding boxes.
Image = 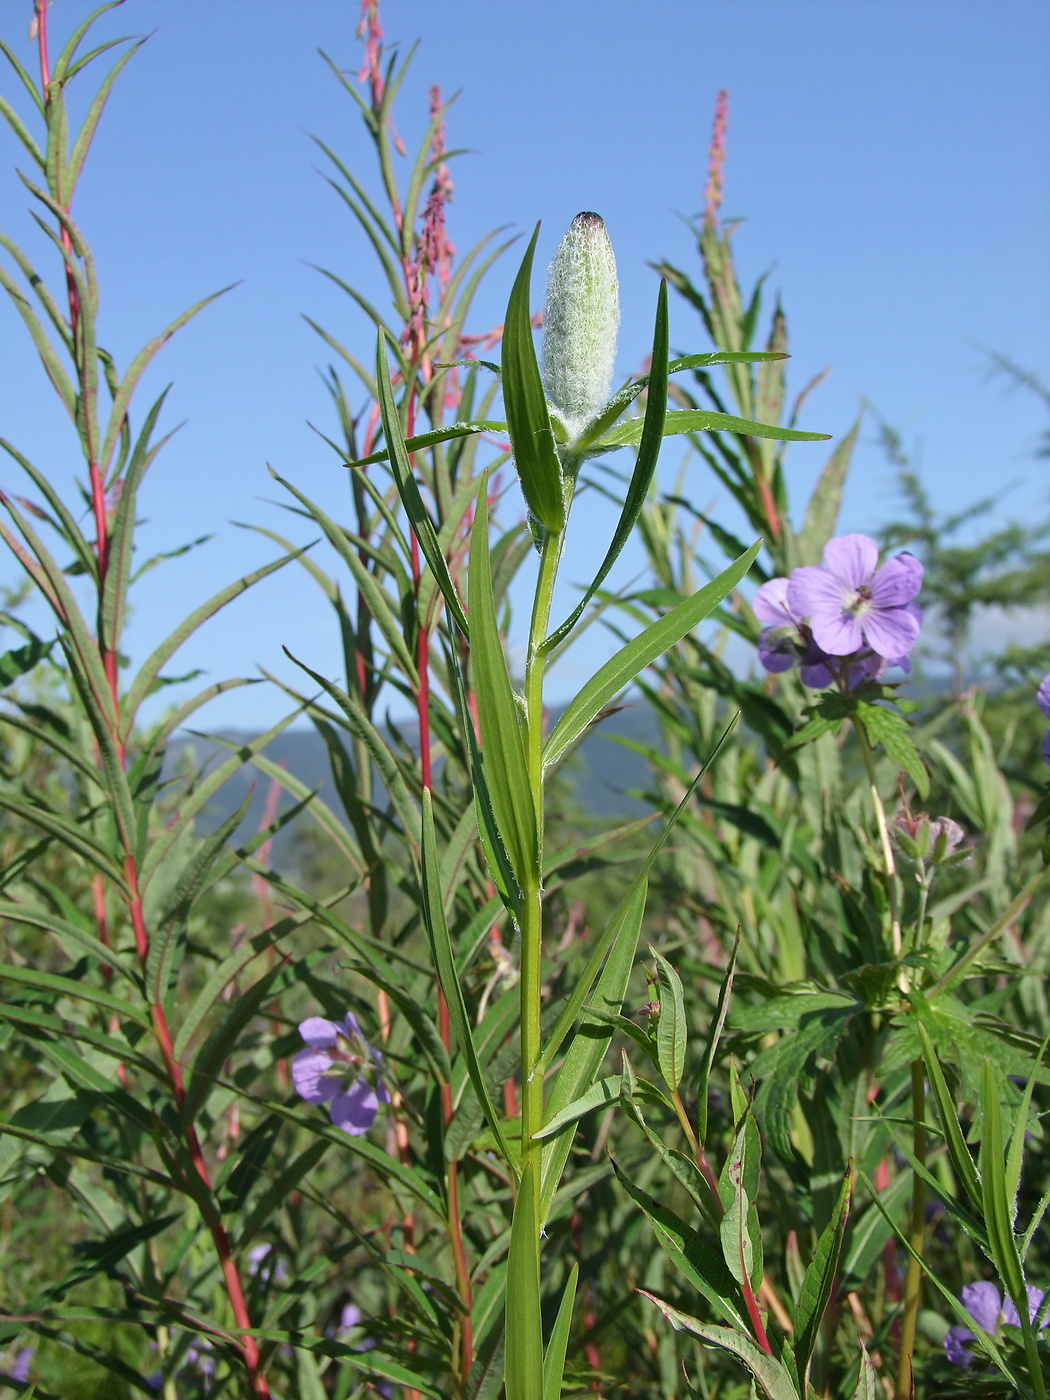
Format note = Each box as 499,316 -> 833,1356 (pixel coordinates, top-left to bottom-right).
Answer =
853,718 -> 901,959
520,530 -> 563,1198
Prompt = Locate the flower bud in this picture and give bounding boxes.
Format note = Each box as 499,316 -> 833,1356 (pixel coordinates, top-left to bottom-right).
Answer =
541,212 -> 620,441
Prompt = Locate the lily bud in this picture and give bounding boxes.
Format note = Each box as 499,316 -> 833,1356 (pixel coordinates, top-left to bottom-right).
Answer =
541,212 -> 620,442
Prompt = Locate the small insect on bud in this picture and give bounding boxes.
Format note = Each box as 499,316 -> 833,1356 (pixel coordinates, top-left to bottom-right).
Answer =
541,212 -> 620,443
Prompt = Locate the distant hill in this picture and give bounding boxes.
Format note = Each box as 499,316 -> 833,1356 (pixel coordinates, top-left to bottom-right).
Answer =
172,701 -> 662,866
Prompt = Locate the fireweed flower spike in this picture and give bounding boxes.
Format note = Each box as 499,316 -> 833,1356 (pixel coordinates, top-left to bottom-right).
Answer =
944,1281 -> 1050,1368
292,1013 -> 389,1135
787,533 -> 923,660
542,211 -> 620,443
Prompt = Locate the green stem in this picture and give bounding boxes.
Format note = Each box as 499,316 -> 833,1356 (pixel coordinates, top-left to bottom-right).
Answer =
853,716 -> 902,960
521,528 -> 563,1197
896,1061 -> 926,1400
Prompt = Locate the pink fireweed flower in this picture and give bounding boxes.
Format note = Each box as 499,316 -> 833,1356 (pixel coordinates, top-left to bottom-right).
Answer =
787,534 -> 923,660
292,1013 -> 389,1136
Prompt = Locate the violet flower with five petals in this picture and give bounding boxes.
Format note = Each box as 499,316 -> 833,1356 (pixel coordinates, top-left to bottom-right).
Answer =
787,534 -> 922,661
1037,673 -> 1050,764
292,1013 -> 389,1135
944,1280 -> 1050,1368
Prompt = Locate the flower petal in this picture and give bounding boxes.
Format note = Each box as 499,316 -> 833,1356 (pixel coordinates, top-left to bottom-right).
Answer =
961,1280 -> 1003,1333
330,1077 -> 381,1135
869,553 -> 923,607
944,1325 -> 976,1369
809,609 -> 864,656
1037,674 -> 1050,720
753,577 -> 796,627
787,565 -> 850,622
860,604 -> 921,660
823,534 -> 879,590
758,627 -> 800,674
292,1048 -> 340,1104
298,1016 -> 342,1049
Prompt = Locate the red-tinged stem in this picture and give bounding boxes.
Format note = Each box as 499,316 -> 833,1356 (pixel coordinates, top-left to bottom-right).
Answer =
741,1271 -> 774,1356
756,471 -> 781,542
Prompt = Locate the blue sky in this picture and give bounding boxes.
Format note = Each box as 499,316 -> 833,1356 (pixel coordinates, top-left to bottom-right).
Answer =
0,1 -> 1047,728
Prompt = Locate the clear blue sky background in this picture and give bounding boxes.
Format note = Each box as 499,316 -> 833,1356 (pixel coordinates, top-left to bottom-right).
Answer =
0,1 -> 1047,729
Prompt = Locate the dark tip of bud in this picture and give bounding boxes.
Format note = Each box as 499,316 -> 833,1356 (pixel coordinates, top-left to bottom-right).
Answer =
572,211 -> 605,228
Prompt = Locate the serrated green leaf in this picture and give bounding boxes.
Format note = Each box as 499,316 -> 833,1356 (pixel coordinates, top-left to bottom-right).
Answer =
651,945 -> 686,1090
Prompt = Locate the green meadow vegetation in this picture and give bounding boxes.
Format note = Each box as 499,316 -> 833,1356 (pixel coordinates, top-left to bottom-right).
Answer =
2,5 -> 1050,1398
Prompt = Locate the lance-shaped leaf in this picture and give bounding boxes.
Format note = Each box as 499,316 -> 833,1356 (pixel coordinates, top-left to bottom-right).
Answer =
617,1164 -> 746,1330
506,1162 -> 544,1400
639,1297 -> 800,1400
651,945 -> 686,1091
542,1262 -> 578,1400
599,407 -> 829,450
502,225 -> 565,532
793,1166 -> 852,1384
543,281 -> 669,654
421,789 -> 511,1160
375,332 -> 470,635
917,1021 -> 981,1202
122,548 -> 301,734
543,541 -> 759,772
469,481 -> 538,891
347,418 -> 506,469
796,417 -> 860,565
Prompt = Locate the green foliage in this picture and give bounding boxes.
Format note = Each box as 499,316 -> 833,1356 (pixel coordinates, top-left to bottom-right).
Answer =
1,8 -> 1050,1400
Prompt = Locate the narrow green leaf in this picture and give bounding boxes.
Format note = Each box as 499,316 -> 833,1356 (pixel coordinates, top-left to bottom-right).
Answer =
698,931 -> 738,1144
639,1298 -> 800,1400
0,901 -> 135,982
600,408 -> 830,450
272,465 -> 419,682
375,332 -> 470,635
651,945 -> 686,1091
543,543 -> 759,772
469,482 -> 538,888
122,548 -> 300,733
793,1167 -> 852,1384
852,1343 -> 879,1400
421,789 -> 511,1159
611,1168 -> 745,1329
797,417 -> 860,565
979,1059 -> 1026,1305
506,1161 -> 544,1400
542,1262 -> 578,1400
502,225 -> 565,532
0,963 -> 149,1027
540,880 -> 647,1221
917,1021 -> 981,1203
533,1075 -> 622,1141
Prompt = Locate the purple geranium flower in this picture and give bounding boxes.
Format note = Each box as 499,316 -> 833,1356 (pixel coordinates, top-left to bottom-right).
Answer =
6,1347 -> 33,1383
787,534 -> 923,661
753,566 -> 905,690
945,1281 -> 1050,1368
1037,674 -> 1050,764
292,1013 -> 389,1135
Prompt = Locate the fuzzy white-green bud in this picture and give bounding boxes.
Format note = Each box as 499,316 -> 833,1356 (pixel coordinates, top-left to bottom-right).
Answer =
541,211 -> 620,442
